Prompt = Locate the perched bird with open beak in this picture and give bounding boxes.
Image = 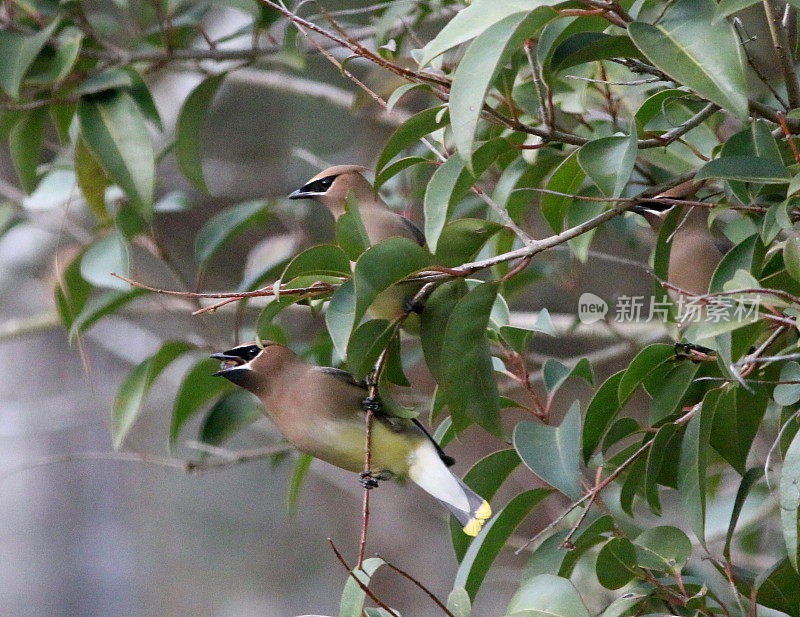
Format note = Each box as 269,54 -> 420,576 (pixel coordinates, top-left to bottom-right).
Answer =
289,165 -> 427,323
212,342 -> 492,535
630,181 -> 725,297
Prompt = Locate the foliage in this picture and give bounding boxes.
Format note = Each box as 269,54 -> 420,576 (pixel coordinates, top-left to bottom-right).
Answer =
7,0 -> 800,616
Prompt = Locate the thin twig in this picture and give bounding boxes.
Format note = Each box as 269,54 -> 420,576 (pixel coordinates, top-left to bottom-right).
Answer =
379,557 -> 457,617
762,0 -> 800,109
328,540 -> 401,617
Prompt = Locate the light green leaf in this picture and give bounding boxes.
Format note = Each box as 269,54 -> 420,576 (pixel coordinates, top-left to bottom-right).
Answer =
376,106 -> 448,172
281,244 -> 351,281
433,218 -> 504,268
513,401 -> 582,499
425,156 -> 467,253
194,200 -> 269,266
286,453 -> 313,516
8,107 -> 46,193
455,488 -> 551,600
176,73 -> 226,193
418,0 -> 552,67
112,341 -> 194,449
541,150 -> 585,234
346,319 -> 396,381
0,19 -> 59,98
449,8 -> 558,169
775,362 -> 800,406
69,288 -> 146,342
80,233 -> 130,290
628,0 -> 748,120
785,237 -> 800,283
506,574 -> 590,617
326,279 -> 356,360
634,526 -> 692,571
577,132 -> 637,198
447,587 -> 471,617
339,557 -> 386,617
77,91 -> 155,214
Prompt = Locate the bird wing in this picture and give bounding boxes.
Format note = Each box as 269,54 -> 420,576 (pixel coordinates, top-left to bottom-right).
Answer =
399,215 -> 426,247
312,366 -> 454,465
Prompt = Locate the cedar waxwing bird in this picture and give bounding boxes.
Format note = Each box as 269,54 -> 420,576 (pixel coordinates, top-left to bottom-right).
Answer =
631,181 -> 725,297
289,165 -> 427,324
288,165 -> 425,247
211,342 -> 492,536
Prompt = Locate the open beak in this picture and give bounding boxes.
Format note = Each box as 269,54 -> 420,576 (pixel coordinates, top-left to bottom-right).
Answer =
210,351 -> 247,376
288,188 -> 309,199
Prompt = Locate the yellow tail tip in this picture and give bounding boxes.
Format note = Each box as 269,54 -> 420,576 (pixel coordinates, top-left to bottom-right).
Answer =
462,501 -> 492,536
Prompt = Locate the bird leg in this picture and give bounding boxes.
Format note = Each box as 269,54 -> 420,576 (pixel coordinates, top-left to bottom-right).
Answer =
674,342 -> 716,363
359,469 -> 393,489
402,297 -> 426,315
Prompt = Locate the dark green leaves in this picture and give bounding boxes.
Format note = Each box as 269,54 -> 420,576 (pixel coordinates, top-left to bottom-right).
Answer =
454,488 -> 551,600
514,401 -> 582,499
170,357 -> 234,445
112,342 -> 193,449
440,281 -> 502,436
376,106 -> 448,172
628,0 -> 748,120
176,73 -> 226,193
696,156 -> 791,184
194,200 -> 270,266
596,538 -> 637,589
78,91 -> 155,214
677,394 -> 716,545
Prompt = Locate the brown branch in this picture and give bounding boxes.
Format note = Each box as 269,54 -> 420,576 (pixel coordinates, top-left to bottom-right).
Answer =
328,540 -> 401,617
778,112 -> 800,164
379,557 -> 457,617
762,0 -> 800,109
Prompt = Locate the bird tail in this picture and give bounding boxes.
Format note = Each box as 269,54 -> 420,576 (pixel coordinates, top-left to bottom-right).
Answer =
408,442 -> 492,536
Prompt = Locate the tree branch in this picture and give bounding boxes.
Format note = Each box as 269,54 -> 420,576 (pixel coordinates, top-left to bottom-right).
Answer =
762,0 -> 800,109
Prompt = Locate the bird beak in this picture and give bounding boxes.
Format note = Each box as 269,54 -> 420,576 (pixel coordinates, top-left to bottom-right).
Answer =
210,351 -> 249,377
288,188 -> 306,199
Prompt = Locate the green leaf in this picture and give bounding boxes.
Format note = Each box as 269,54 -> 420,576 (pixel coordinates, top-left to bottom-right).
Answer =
577,132 -> 637,198
421,280 -> 466,381
8,107 -> 46,193
449,8 -> 558,169
26,26 -> 82,86
176,73 -> 226,193
353,237 -> 430,324
775,362 -> 800,406
447,587 -> 471,617
513,401 -> 582,499
785,237 -> 800,283
170,358 -> 235,445
433,218 -> 504,268
755,557 -> 800,617
633,526 -> 692,571
644,423 -> 680,514
374,156 -> 430,191
724,467 -> 764,560
346,319 -> 396,381
417,0 -> 550,67
677,392 -> 716,545
77,91 -> 155,214
198,389 -> 261,446
194,200 -> 269,266
696,156 -> 791,184
710,385 -> 767,474
648,361 -> 700,423
782,428 -> 800,570
440,281 -> 502,436
78,68 -> 133,95
455,488 -> 551,600
80,233 -> 130,290
55,250 -> 91,329
596,537 -> 638,590
68,289 -> 145,341
506,574 -> 590,617
424,140 -> 510,252
339,557 -> 386,617
281,244 -> 351,281
286,453 -> 313,516
75,135 -> 110,223
628,0 -> 748,120
582,370 -> 623,464
326,279 -> 356,359
376,106 -> 448,172
542,358 -> 593,398
541,150 -> 585,234
618,344 -> 676,401
714,0 -> 767,21
0,19 -> 59,98
112,341 -> 194,449
450,449 -> 521,561
549,33 -> 646,77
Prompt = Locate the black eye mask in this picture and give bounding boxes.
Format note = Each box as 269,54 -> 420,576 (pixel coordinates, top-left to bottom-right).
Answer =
300,175 -> 336,194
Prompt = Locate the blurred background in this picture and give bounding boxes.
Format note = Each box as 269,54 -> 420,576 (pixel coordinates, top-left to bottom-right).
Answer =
0,1 -> 669,615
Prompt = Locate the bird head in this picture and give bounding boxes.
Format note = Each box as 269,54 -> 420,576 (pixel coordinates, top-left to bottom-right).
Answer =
288,164 -> 374,216
211,341 -> 295,391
